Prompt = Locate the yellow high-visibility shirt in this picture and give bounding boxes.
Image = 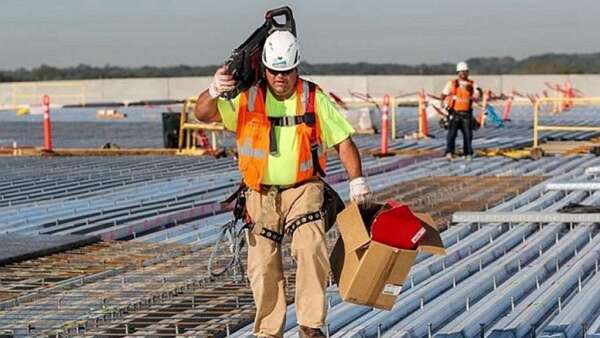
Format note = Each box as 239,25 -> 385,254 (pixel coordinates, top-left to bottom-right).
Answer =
217,86 -> 354,185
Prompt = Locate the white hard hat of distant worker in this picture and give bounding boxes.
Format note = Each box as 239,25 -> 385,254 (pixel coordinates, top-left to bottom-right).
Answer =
262,30 -> 300,71
456,61 -> 469,72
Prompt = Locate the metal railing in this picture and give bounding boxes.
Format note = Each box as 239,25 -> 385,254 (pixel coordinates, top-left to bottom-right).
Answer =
533,97 -> 600,148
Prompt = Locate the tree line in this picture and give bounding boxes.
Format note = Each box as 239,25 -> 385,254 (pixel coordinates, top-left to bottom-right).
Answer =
2,52 -> 600,82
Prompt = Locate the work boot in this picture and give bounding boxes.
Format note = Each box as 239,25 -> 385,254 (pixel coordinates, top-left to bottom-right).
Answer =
299,326 -> 326,338
445,153 -> 454,161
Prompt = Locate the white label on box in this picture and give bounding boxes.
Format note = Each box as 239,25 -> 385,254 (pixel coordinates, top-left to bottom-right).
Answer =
382,284 -> 403,296
411,227 -> 427,244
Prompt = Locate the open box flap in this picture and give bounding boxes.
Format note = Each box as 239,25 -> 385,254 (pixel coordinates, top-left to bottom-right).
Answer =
336,203 -> 371,254
414,212 -> 446,255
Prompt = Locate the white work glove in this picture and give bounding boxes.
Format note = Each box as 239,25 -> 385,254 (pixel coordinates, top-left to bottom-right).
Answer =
208,66 -> 236,98
349,177 -> 372,205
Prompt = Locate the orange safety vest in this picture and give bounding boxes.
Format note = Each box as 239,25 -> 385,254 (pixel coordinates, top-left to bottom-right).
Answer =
446,79 -> 474,112
235,79 -> 327,191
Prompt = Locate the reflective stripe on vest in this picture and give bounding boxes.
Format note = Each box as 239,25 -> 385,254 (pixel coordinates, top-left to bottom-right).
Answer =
238,138 -> 267,159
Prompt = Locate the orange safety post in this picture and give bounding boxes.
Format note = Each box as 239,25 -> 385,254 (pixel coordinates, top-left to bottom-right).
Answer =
42,95 -> 53,151
478,90 -> 490,127
417,89 -> 429,138
381,94 -> 390,155
501,90 -> 515,121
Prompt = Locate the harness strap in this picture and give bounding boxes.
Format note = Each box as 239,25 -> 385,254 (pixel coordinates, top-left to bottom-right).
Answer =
269,114 -> 316,127
219,182 -> 249,224
260,228 -> 284,243
306,82 -> 326,177
286,210 -> 322,236
248,86 -> 258,112
221,183 -> 246,206
269,125 -> 278,155
449,79 -> 459,109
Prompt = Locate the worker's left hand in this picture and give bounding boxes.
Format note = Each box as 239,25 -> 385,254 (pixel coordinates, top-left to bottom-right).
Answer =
349,177 -> 372,205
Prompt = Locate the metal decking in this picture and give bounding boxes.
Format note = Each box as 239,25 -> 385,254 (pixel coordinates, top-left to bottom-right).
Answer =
2,109 -> 600,337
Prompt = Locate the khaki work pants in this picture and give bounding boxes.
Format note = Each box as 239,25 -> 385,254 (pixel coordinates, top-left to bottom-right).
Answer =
245,180 -> 330,338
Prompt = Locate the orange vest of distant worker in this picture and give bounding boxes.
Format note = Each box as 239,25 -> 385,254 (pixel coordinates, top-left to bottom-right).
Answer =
446,79 -> 474,112
235,79 -> 326,191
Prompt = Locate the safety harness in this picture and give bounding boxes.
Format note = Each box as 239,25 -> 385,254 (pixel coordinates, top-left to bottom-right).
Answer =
246,80 -> 326,177
285,210 -> 323,237
221,183 -> 326,244
225,80 -> 341,244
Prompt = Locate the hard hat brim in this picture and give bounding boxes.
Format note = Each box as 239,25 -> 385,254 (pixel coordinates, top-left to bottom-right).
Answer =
263,61 -> 300,72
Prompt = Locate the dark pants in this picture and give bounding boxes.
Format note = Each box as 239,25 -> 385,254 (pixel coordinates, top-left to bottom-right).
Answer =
445,110 -> 474,156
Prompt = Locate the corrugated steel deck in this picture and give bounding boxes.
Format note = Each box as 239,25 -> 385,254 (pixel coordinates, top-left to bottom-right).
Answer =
231,156 -> 600,338
1,108 -> 600,337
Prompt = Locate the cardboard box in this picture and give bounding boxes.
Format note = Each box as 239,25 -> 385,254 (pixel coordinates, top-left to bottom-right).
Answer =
330,203 -> 446,310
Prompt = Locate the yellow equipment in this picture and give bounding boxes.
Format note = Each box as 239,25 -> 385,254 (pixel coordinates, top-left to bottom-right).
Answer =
16,106 -> 30,116
177,97 -> 227,156
477,147 -> 543,160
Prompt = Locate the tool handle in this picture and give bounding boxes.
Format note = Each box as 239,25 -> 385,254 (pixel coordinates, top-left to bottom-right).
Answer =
265,6 -> 296,35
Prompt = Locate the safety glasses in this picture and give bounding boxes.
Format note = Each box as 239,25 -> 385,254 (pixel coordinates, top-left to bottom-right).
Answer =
266,68 -> 295,76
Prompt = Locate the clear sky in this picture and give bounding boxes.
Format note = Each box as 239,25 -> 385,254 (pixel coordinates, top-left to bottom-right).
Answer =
1,0 -> 598,69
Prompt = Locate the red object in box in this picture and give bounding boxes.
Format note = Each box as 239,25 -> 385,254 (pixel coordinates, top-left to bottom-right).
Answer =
370,201 -> 426,250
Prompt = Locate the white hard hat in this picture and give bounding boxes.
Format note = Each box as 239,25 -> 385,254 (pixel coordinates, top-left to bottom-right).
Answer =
262,30 -> 300,71
456,61 -> 469,72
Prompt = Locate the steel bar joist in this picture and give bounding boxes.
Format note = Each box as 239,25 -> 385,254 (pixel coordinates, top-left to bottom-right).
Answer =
545,182 -> 600,191
233,156 -> 600,338
452,212 -> 600,224
584,166 -> 600,175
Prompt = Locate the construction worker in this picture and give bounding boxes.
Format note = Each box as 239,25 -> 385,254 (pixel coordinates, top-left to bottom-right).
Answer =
194,30 -> 371,338
441,61 -> 482,161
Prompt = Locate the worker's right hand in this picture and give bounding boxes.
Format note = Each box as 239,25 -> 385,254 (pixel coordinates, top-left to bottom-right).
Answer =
208,66 -> 236,98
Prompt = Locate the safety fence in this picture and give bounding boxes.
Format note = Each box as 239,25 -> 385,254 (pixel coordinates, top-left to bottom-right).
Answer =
533,97 -> 600,148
